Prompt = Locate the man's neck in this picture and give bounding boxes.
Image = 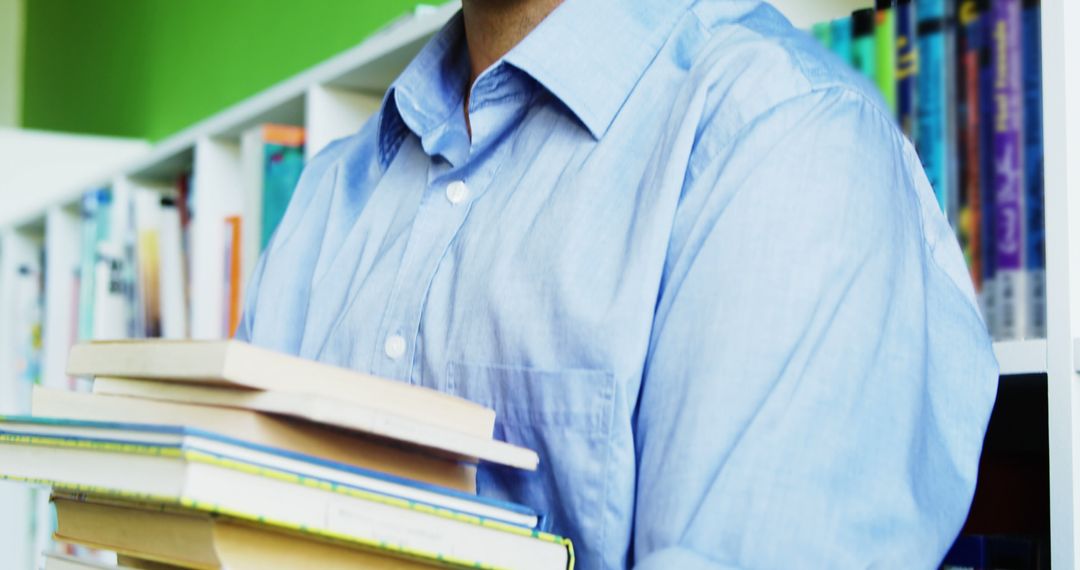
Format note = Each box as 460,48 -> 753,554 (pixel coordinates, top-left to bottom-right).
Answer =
461,0 -> 563,88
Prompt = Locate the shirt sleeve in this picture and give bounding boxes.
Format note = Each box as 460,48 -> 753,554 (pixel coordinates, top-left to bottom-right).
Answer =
631,87 -> 999,569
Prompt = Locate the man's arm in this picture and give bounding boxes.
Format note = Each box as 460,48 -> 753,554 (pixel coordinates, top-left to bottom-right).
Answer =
632,87 -> 998,568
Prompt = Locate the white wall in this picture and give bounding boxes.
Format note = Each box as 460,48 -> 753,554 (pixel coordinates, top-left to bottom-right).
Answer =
0,0 -> 23,127
770,0 -> 869,27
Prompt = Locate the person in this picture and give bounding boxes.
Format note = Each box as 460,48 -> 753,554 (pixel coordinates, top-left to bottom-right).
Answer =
236,0 -> 999,567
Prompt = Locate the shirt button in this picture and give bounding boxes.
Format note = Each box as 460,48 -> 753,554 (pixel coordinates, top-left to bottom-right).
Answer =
384,335 -> 406,360
446,180 -> 469,205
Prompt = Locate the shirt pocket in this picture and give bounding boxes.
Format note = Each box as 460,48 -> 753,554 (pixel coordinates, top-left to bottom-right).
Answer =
445,361 -> 616,549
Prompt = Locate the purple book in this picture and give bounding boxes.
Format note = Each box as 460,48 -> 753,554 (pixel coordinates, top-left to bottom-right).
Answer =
992,0 -> 1027,339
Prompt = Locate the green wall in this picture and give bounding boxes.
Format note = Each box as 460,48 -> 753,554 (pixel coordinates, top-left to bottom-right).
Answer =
23,0 -> 422,141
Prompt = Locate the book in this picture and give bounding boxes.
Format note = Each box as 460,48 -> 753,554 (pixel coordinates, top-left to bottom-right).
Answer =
830,16 -> 853,65
978,1 -> 999,330
875,0 -> 898,115
66,339 -> 495,438
222,215 -> 242,338
240,124 -> 305,299
90,376 -> 535,468
32,386 -> 477,493
1022,0 -> 1045,339
0,420 -> 572,569
51,496 -> 449,570
133,189 -> 163,338
956,0 -> 986,299
851,8 -> 877,82
991,0 -> 1027,340
916,0 -> 955,216
0,416 -> 534,527
811,21 -> 832,49
895,0 -> 918,141
158,197 -> 188,339
260,125 -> 305,250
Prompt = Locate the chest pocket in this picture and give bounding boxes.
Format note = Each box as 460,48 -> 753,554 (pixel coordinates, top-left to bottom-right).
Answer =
445,362 -> 617,560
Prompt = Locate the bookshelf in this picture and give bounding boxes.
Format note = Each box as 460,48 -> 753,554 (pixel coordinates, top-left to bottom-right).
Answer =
0,0 -> 1076,567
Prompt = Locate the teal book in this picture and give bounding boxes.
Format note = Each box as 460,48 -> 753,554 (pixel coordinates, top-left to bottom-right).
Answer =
830,16 -> 853,65
261,125 -> 306,250
811,21 -> 833,49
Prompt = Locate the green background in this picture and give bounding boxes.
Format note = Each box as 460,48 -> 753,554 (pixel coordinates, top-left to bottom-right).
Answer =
22,0 -> 421,141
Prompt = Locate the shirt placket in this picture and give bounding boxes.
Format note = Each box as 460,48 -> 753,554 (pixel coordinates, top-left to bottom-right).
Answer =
369,157 -> 487,383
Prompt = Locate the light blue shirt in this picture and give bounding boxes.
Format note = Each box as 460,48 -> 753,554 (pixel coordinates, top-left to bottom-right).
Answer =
237,0 -> 999,567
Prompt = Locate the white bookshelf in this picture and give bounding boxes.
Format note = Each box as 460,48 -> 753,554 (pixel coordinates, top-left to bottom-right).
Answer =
0,0 -> 1076,567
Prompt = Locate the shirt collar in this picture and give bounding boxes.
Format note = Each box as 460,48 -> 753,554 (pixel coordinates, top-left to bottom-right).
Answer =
380,0 -> 695,160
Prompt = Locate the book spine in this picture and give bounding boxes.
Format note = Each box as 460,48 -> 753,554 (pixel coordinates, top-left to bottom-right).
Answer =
852,9 -> 877,82
223,215 -> 243,338
978,8 -> 998,332
76,192 -> 98,342
991,0 -> 1027,340
1023,0 -> 1045,339
875,1 -> 898,116
895,0 -> 919,142
812,21 -> 833,49
831,17 -> 853,66
916,0 -> 953,215
956,0 -> 986,300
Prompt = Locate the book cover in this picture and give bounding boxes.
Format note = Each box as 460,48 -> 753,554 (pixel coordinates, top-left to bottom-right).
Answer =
261,125 -> 305,250
956,0 -> 986,294
830,16 -> 853,65
158,197 -> 188,340
1022,0 -> 1045,339
851,9 -> 877,82
895,0 -> 918,141
978,2 -> 999,332
991,0 -> 1027,340
133,190 -> 163,338
0,415 -> 534,526
223,215 -> 242,339
916,0 -> 954,216
875,0 -> 898,115
811,21 -> 832,49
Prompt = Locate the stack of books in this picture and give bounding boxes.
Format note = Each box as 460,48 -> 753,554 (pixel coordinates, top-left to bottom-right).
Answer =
0,340 -> 573,569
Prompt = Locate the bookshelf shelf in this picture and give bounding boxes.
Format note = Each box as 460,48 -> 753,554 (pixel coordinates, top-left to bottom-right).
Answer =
1,0 -> 1078,568
995,339 -> 1049,376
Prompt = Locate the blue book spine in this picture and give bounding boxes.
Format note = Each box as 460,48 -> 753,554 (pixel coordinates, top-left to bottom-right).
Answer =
978,3 -> 999,332
916,0 -> 953,217
831,17 -> 853,65
991,0 -> 1026,340
896,0 -> 919,143
1023,0 -> 1045,338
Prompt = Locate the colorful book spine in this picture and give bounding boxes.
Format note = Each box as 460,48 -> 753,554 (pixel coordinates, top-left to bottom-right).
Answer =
261,125 -> 306,250
830,17 -> 853,65
812,22 -> 833,49
895,0 -> 918,141
916,0 -> 953,216
852,9 -> 877,82
875,0 -> 898,115
991,0 -> 1027,340
1022,0 -> 1045,338
956,0 -> 986,295
979,2 -> 999,330
223,215 -> 243,338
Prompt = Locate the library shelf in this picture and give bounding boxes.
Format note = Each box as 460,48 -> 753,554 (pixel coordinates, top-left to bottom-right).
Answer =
1,0 -> 1079,568
995,339 -> 1049,376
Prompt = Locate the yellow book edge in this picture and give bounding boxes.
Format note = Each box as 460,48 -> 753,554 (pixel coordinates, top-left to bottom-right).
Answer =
0,434 -> 575,570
